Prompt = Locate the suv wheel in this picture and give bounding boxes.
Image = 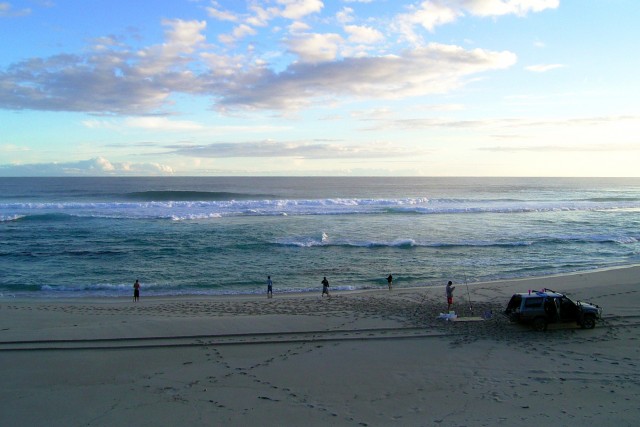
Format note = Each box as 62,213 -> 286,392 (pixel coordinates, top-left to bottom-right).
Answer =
581,315 -> 596,329
532,317 -> 547,332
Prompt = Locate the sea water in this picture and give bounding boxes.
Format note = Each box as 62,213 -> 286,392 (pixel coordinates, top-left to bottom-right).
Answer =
1,177 -> 639,298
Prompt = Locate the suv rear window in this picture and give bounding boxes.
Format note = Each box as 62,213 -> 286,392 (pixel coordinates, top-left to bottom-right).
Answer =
524,297 -> 543,308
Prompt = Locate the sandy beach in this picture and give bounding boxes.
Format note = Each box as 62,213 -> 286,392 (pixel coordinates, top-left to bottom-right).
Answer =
1,266 -> 639,426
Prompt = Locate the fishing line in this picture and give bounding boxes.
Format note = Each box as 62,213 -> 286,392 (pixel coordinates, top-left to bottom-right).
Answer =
463,271 -> 473,316
413,291 -> 428,318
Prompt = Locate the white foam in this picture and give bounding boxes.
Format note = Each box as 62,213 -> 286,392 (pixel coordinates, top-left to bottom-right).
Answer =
3,196 -> 640,221
0,214 -> 24,222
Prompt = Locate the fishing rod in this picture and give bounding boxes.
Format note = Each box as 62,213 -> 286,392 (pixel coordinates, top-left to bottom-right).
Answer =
413,291 -> 428,318
463,271 -> 474,316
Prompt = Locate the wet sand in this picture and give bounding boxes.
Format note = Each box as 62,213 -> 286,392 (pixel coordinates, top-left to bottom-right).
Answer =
1,266 -> 639,426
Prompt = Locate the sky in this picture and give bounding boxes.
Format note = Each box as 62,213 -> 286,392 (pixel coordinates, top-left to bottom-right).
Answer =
0,0 -> 639,177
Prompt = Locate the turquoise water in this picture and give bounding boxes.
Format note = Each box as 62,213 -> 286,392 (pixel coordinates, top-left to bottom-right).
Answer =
1,177 -> 639,297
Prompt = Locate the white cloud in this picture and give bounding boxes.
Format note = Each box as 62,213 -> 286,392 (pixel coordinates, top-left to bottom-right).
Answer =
136,19 -> 206,73
0,19 -> 207,114
82,119 -> 119,129
344,25 -> 384,44
0,13 -> 519,114
367,114 -> 640,131
164,19 -> 207,48
221,43 -> 516,110
462,0 -> 560,17
86,118 -> 290,135
277,0 -> 324,20
124,117 -> 205,131
246,5 -> 274,27
0,144 -> 30,152
525,63 -> 565,72
336,7 -> 354,24
0,2 -> 31,17
0,157 -> 174,176
479,143 -> 640,152
286,32 -> 344,63
94,156 -> 115,172
402,1 -> 462,33
200,51 -> 246,76
219,23 -> 257,44
167,140 -> 423,159
206,4 -> 239,22
394,0 -> 559,40
288,21 -> 312,34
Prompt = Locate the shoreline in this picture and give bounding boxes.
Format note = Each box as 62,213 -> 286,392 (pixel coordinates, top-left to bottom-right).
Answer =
2,263 -> 639,425
3,262 -> 640,304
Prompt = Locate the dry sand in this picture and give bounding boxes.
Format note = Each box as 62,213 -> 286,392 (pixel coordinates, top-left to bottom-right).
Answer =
1,266 -> 639,426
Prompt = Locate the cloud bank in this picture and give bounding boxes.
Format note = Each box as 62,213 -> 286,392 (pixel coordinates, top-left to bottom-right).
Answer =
166,140 -> 424,159
0,157 -> 174,177
0,0 -> 559,115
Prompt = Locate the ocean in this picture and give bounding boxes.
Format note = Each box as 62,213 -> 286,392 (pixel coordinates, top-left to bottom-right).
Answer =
1,177 -> 639,298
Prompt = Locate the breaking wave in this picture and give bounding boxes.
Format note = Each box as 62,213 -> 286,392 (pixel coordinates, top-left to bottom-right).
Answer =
3,196 -> 639,222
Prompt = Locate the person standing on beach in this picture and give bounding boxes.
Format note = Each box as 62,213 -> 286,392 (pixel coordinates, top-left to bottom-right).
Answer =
387,274 -> 393,290
133,279 -> 140,302
267,275 -> 273,298
322,276 -> 330,298
446,281 -> 455,311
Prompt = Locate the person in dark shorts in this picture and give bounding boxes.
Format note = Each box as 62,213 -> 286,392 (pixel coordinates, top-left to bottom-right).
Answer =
387,274 -> 393,290
267,276 -> 273,298
133,279 -> 140,302
321,276 -> 330,298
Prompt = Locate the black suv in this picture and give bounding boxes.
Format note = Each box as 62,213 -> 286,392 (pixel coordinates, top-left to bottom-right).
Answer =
504,289 -> 602,331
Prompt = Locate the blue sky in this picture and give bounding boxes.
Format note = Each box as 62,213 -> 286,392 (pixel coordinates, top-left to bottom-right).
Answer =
1,0 -> 638,176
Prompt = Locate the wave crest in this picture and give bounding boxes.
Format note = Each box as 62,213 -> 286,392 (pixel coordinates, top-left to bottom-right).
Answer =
2,196 -> 640,221
124,190 -> 274,201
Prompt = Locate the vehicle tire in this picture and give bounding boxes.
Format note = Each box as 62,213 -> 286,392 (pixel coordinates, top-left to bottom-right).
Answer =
581,315 -> 596,329
532,317 -> 547,332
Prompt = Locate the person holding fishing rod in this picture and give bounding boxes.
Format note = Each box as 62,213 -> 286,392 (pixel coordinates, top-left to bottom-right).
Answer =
446,280 -> 455,312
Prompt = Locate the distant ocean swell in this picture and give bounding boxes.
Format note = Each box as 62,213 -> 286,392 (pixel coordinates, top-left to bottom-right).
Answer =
123,190 -> 277,201
273,235 -> 639,249
2,235 -> 635,262
2,196 -> 639,222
